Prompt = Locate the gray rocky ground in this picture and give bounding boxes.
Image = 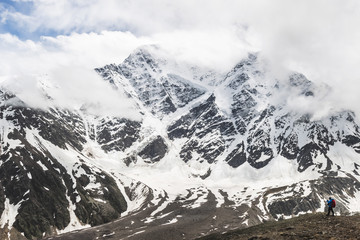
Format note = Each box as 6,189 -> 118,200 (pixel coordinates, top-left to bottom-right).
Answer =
198,213 -> 360,240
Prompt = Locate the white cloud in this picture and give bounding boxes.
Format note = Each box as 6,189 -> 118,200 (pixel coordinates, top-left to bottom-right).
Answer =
151,28 -> 252,72
1,0 -> 360,119
246,0 -> 360,117
0,32 -> 149,119
5,0 -> 245,35
0,31 -> 151,75
0,28 -> 250,119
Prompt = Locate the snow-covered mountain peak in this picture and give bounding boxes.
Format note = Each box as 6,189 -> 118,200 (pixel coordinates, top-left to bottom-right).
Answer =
2,46 -> 360,240
96,46 -> 216,119
0,88 -> 13,103
123,45 -> 165,74
221,53 -> 261,85
0,88 -> 26,109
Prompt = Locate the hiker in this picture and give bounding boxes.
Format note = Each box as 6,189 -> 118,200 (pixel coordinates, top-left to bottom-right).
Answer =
326,197 -> 335,216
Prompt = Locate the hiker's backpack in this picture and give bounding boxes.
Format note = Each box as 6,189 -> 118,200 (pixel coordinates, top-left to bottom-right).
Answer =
331,199 -> 336,208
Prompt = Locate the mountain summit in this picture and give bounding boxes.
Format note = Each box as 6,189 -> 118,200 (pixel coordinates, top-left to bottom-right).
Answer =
1,46 -> 360,239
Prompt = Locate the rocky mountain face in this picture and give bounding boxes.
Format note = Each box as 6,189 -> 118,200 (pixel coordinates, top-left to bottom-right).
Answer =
0,92 -> 133,239
1,46 -> 360,240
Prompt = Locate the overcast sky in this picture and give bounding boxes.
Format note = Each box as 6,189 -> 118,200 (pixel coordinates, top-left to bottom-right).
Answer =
1,0 -> 360,117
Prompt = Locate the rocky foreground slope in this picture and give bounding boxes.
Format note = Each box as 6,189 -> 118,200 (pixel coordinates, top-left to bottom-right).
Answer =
1,45 -> 360,239
45,206 -> 360,240
198,213 -> 360,240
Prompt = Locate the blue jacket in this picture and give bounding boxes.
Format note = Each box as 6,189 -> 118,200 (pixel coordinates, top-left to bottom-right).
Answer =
327,199 -> 333,207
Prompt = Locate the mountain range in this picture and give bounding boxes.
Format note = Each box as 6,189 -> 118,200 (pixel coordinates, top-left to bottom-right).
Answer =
1,45 -> 360,240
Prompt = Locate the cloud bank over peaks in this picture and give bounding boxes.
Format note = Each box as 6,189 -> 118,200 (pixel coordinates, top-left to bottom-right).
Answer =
0,27 -> 251,119
1,66 -> 142,120
1,0 -> 360,120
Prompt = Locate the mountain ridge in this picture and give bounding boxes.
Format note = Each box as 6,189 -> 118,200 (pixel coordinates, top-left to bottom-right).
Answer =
1,45 -> 360,239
